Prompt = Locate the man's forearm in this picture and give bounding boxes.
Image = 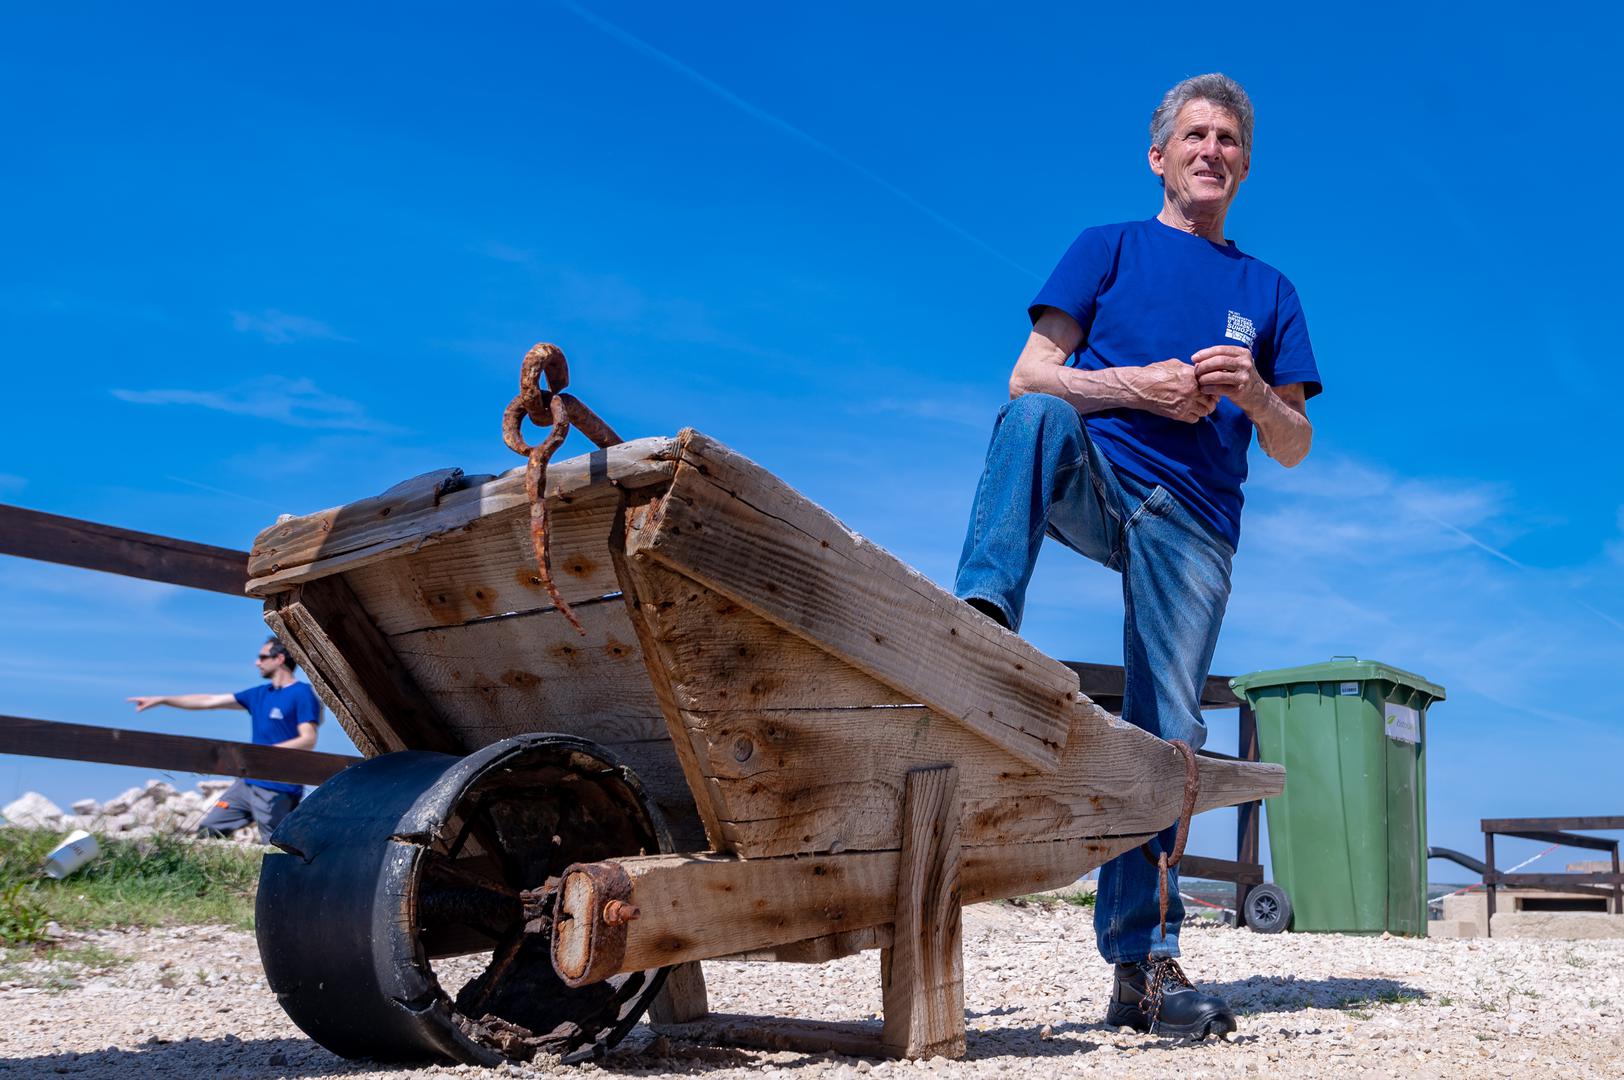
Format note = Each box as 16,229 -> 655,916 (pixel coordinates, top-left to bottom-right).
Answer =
134,693 -> 239,711
165,694 -> 228,710
1011,359 -> 1145,415
1246,389 -> 1312,467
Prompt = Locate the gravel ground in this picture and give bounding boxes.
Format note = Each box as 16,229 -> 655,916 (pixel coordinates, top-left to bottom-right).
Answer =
2,902 -> 1619,1079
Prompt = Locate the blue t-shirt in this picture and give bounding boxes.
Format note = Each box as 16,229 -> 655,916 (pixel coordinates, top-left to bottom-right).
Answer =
234,682 -> 323,794
1030,217 -> 1322,548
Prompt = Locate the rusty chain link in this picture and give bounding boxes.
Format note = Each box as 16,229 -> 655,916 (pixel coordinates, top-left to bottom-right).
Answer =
502,343 -> 622,635
1133,740 -> 1199,1035
1140,738 -> 1200,943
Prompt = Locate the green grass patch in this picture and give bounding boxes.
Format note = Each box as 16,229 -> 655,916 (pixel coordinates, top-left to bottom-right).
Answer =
0,879 -> 51,944
0,826 -> 261,942
1005,887 -> 1097,909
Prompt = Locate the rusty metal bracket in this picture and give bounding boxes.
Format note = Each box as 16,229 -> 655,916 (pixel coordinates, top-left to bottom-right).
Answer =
552,860 -> 635,988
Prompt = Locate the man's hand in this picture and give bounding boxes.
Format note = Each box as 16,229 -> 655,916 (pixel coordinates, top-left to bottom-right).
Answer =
1193,345 -> 1269,413
127,696 -> 165,712
1127,359 -> 1220,423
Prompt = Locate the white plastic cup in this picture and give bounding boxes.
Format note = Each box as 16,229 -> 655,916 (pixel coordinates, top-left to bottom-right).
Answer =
42,829 -> 100,880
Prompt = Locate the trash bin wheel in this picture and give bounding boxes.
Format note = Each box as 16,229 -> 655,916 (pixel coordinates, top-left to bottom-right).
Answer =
1243,882 -> 1292,934
256,733 -> 671,1066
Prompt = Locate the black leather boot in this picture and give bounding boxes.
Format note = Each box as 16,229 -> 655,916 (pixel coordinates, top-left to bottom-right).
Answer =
1104,958 -> 1236,1039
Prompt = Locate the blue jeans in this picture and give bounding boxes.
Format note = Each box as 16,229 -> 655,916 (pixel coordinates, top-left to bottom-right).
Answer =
954,393 -> 1233,963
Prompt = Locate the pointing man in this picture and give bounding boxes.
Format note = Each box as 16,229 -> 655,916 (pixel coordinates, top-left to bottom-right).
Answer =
128,635 -> 321,843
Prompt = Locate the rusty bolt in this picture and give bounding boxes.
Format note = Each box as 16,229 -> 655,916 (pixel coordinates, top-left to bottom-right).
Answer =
601,899 -> 640,925
732,736 -> 754,763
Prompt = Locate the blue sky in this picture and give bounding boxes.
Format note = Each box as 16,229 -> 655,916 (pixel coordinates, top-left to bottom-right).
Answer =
3,3 -> 1620,880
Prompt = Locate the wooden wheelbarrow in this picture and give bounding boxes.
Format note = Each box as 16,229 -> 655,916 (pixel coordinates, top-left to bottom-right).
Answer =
246,427 -> 1283,1066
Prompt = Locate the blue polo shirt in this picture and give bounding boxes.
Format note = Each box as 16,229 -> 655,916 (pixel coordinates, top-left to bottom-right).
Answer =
234,682 -> 323,794
1030,217 -> 1322,548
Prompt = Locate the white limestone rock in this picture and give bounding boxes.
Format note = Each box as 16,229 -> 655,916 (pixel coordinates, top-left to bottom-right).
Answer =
2,792 -> 65,829
102,787 -> 147,815
143,780 -> 178,803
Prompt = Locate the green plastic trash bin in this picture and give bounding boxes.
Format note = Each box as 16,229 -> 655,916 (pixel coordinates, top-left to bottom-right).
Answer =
1229,658 -> 1445,936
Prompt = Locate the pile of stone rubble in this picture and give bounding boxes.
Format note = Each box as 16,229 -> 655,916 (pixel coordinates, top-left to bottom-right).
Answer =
1,780 -> 256,842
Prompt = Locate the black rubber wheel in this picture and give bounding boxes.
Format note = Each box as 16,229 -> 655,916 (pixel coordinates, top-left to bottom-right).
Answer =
256,733 -> 671,1066
1244,882 -> 1292,934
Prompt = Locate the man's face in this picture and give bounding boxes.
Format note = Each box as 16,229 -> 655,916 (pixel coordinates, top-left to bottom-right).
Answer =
255,646 -> 282,680
1149,99 -> 1249,214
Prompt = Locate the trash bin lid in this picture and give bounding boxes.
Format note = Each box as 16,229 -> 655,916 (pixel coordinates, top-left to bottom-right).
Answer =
1229,657 -> 1445,705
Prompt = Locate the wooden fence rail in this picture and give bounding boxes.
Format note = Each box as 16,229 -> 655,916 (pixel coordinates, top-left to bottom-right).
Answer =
0,502 -> 250,595
0,714 -> 360,788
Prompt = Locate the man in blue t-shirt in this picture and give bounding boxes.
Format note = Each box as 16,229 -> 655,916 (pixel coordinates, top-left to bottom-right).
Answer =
128,635 -> 322,843
954,73 -> 1321,1039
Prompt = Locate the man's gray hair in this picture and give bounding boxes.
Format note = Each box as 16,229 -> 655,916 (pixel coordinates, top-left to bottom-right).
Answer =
1149,73 -> 1255,155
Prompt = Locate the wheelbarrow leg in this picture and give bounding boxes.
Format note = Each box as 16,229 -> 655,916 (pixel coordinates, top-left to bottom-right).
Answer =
882,765 -> 966,1059
648,961 -> 709,1024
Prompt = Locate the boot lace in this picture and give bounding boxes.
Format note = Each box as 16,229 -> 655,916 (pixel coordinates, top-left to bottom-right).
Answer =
1142,957 -> 1193,1033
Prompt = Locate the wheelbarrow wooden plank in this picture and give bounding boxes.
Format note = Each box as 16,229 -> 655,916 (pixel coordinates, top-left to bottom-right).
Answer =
628,431 -> 1075,772
343,491 -> 625,635
557,832 -> 1148,976
692,705 -> 1279,855
605,548 -> 917,712
612,551 -> 1281,858
246,436 -> 677,595
388,597 -> 666,744
608,513 -> 733,850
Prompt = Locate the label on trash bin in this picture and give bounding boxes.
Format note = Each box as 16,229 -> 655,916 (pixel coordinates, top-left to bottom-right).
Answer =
1384,702 -> 1420,744
1338,681 -> 1360,696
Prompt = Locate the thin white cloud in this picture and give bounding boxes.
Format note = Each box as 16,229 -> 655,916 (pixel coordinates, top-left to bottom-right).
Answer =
162,474 -> 285,510
0,473 -> 25,494
1226,455 -> 1624,741
555,0 -> 1039,281
230,308 -> 351,344
1405,503 -> 1525,569
111,378 -> 400,433
1577,600 -> 1624,635
1246,455 -> 1515,564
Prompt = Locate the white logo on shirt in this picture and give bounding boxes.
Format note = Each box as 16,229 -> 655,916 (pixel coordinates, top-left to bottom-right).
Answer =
269,707 -> 284,720
1225,310 -> 1257,348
